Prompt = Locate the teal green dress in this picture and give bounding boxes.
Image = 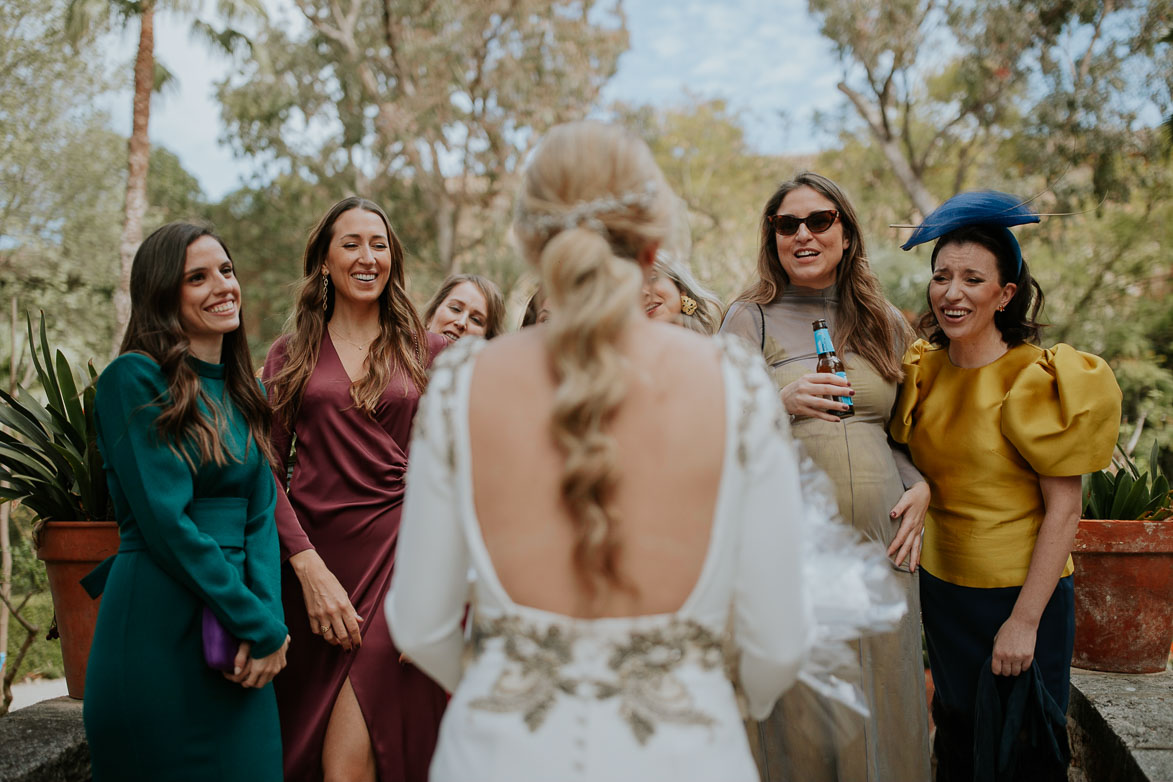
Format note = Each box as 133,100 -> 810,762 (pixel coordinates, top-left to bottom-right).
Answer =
83,353 -> 287,781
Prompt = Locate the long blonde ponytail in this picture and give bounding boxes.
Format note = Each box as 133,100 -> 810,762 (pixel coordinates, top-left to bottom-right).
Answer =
514,122 -> 675,604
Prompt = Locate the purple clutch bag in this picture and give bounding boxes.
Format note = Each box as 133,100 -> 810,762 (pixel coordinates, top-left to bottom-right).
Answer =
202,606 -> 239,672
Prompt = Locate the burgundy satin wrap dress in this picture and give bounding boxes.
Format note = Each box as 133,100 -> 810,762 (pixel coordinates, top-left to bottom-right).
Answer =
263,331 -> 448,781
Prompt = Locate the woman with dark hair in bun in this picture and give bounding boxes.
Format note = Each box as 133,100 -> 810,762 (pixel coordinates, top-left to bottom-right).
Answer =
84,222 -> 288,781
892,192 -> 1122,781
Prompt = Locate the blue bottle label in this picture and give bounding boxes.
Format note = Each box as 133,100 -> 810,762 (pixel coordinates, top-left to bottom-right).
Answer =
835,371 -> 853,406
814,328 -> 835,355
815,327 -> 852,407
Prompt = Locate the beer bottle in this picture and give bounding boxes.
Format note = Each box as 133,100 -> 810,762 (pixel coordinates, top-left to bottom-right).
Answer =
812,318 -> 854,419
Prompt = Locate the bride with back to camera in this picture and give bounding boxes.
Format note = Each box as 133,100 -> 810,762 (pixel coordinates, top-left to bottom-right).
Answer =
384,120 -> 815,781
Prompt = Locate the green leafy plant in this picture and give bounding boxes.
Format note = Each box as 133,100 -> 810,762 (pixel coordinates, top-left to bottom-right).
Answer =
0,313 -> 110,524
1082,442 -> 1172,521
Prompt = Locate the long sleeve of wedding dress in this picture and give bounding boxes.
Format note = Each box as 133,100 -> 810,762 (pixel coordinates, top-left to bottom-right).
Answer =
730,365 -> 812,720
384,351 -> 471,693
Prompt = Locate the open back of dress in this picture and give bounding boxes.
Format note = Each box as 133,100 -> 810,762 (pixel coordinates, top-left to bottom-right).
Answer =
386,335 -> 812,782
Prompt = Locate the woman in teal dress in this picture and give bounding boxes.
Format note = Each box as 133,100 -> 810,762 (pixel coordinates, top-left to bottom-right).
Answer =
84,222 -> 290,781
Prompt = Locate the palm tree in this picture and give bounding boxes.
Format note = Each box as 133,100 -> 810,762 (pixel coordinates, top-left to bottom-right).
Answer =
1163,29 -> 1173,157
65,0 -> 264,356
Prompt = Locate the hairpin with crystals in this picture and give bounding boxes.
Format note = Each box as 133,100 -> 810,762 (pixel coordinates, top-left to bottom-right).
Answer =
519,180 -> 659,237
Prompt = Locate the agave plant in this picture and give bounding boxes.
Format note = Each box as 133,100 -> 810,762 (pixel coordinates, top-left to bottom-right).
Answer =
1082,441 -> 1172,521
0,313 -> 110,524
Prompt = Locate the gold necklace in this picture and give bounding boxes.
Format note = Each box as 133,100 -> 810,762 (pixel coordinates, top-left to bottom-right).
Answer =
329,325 -> 375,352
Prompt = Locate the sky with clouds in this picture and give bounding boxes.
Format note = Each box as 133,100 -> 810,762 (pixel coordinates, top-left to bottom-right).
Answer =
103,0 -> 846,201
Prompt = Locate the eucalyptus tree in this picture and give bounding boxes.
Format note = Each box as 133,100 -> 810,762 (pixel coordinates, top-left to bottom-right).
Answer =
217,0 -> 629,275
807,0 -> 1172,216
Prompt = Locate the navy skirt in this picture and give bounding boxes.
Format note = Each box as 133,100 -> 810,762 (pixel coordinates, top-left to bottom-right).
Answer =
920,569 -> 1074,781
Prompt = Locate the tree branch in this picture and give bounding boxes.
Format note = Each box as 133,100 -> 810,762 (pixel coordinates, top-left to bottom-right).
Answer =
1124,410 -> 1147,457
0,589 -> 36,634
380,0 -> 416,98
838,81 -> 938,216
1077,0 -> 1112,87
294,0 -> 349,52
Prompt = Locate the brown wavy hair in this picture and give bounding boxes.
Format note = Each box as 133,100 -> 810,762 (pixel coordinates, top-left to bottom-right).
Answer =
736,172 -> 909,381
266,197 -> 429,424
120,222 -> 274,468
422,273 -> 507,339
513,121 -> 675,604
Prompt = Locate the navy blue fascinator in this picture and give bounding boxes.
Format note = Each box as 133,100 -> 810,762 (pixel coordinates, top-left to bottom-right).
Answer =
900,191 -> 1039,274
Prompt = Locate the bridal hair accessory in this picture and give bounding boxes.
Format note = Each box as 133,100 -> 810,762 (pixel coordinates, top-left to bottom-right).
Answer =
518,181 -> 659,237
680,294 -> 698,316
898,191 -> 1039,275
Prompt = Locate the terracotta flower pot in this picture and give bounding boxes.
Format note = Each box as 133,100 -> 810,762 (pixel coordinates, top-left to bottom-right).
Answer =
35,521 -> 120,699
1071,519 -> 1173,674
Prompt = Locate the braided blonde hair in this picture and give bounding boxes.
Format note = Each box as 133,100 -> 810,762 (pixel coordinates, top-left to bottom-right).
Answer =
514,121 -> 675,603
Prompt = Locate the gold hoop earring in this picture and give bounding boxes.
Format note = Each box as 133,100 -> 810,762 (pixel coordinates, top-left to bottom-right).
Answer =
680,294 -> 698,316
322,274 -> 330,312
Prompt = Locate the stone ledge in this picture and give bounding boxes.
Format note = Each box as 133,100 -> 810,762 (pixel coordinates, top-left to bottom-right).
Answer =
1069,668 -> 1173,782
0,697 -> 90,782
0,673 -> 1168,782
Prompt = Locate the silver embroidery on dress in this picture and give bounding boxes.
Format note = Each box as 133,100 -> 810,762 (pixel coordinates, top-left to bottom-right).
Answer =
714,333 -> 780,467
413,337 -> 486,472
469,615 -> 728,744
600,621 -> 725,744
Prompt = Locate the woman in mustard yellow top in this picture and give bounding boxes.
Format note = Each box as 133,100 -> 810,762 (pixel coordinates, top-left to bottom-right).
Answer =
890,192 -> 1121,782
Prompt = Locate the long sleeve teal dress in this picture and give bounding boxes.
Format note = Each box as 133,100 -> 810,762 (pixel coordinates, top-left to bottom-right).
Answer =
83,353 -> 288,782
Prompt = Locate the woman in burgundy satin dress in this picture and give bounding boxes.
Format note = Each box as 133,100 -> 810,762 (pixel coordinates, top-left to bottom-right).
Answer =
263,197 -> 447,781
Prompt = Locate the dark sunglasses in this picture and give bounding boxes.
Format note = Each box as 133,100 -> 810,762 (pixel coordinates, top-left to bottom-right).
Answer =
768,210 -> 839,236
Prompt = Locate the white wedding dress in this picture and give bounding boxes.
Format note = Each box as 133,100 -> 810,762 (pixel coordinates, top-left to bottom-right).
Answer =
385,335 -> 815,782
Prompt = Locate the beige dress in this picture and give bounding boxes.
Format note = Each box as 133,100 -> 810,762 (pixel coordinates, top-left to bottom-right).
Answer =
722,287 -> 931,782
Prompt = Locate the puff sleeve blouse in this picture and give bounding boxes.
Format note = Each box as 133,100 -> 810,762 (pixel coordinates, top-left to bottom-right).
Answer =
890,339 -> 1121,588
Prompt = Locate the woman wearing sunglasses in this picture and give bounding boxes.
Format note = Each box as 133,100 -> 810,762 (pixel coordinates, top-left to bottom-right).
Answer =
721,172 -> 931,782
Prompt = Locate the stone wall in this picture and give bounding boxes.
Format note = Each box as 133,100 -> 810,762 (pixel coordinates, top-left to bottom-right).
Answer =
1068,669 -> 1173,782
0,697 -> 89,782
